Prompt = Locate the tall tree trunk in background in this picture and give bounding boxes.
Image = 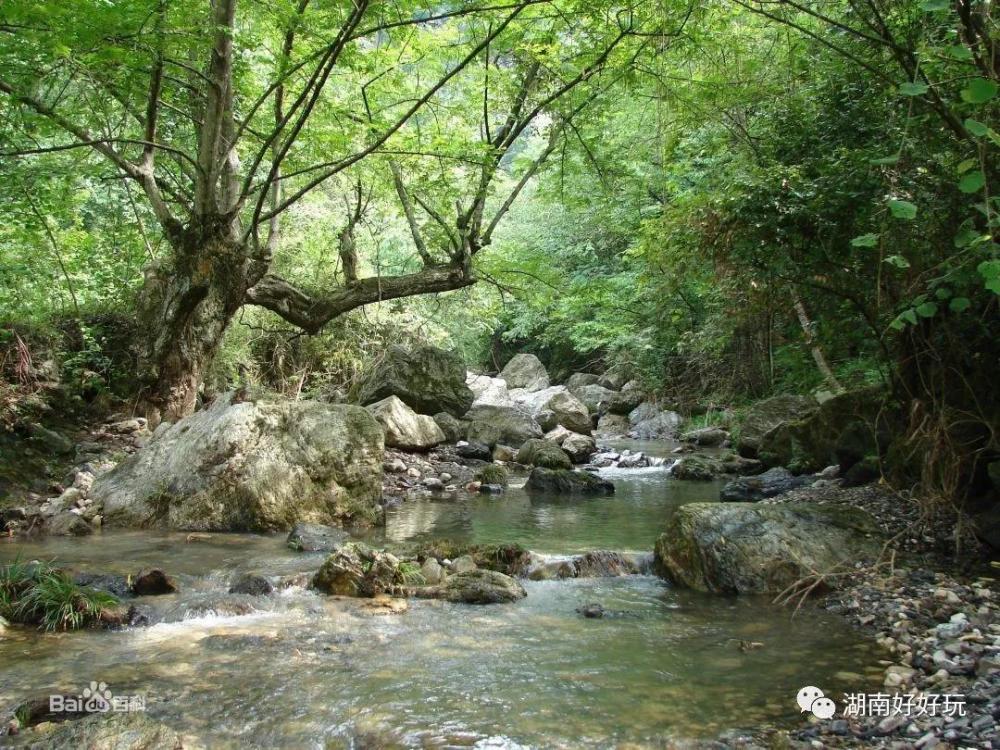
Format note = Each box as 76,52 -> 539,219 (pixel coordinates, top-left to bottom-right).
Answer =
793,296 -> 844,394
138,223 -> 253,426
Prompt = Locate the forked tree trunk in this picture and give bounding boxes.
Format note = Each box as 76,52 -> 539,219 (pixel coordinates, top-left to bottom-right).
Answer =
793,295 -> 844,394
138,226 -> 251,427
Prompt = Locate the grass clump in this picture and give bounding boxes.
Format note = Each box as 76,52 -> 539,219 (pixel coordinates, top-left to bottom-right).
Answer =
0,558 -> 119,631
473,464 -> 509,486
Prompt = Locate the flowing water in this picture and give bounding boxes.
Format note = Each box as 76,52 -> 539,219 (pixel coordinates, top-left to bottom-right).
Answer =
0,444 -> 882,748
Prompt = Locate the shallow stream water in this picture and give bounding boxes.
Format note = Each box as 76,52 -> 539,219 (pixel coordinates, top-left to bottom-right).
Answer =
0,442 -> 881,748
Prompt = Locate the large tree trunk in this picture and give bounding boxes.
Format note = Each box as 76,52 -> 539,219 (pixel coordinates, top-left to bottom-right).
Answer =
138,225 -> 251,427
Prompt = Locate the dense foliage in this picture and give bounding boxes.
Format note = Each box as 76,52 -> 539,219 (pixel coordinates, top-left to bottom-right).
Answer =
1,0 -> 998,499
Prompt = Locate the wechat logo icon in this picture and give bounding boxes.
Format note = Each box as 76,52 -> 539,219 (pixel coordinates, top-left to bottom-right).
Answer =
796,685 -> 837,719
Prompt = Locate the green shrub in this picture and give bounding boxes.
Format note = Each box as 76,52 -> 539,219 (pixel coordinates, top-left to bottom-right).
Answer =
0,558 -> 118,632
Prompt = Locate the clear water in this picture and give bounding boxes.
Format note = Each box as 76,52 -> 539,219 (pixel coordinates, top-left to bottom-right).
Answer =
0,454 -> 881,748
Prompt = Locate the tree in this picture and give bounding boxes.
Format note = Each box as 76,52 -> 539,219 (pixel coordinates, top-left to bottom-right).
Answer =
0,0 -> 650,425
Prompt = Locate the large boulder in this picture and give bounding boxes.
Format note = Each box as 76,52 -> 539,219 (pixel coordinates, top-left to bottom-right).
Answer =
465,403 -> 542,448
512,386 -> 591,434
525,468 -> 615,495
565,372 -> 600,389
629,410 -> 682,439
562,432 -> 597,464
466,373 -> 511,406
681,427 -> 729,447
757,388 -> 885,473
93,397 -> 384,531
736,394 -> 819,458
516,438 -> 572,469
500,353 -> 550,392
366,395 -> 445,451
433,412 -> 466,443
286,522 -> 348,552
628,402 -> 660,425
605,390 -> 645,416
419,569 -> 526,604
654,502 -> 881,594
719,467 -> 814,502
357,345 -> 473,418
596,413 -> 629,438
570,383 -> 616,413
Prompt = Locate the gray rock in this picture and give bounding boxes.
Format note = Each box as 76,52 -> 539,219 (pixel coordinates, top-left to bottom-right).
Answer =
719,467 -> 814,502
736,394 -> 819,458
500,353 -> 550,392
229,573 -> 273,596
28,423 -> 74,455
23,711 -> 185,750
595,413 -> 629,438
543,425 -> 572,445
565,373 -> 600,389
465,403 -> 542,448
629,410 -> 682,439
525,468 -> 615,495
357,344 -> 473,417
561,433 -> 597,464
604,390 -> 645,415
491,444 -> 516,462
681,427 -> 730,447
93,397 -> 384,531
48,511 -> 92,536
420,569 -> 526,604
456,441 -> 493,460
451,555 -> 477,574
286,522 -> 348,552
312,543 -> 404,597
466,373 -> 511,406
654,502 -> 881,594
366,395 -> 445,451
597,371 -> 629,390
433,412 -> 466,443
578,603 -> 605,618
131,568 -> 177,596
512,385 -> 591,434
570,383 -> 616,413
420,557 -> 444,584
72,572 -> 132,598
516,439 -> 572,470
628,402 -> 660,426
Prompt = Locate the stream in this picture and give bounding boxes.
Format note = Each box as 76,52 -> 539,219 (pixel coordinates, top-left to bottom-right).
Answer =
0,441 -> 882,748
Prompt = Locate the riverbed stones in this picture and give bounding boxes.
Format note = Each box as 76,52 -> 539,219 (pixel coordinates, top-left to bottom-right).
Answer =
356,344 -> 473,417
47,511 -> 92,536
654,502 -> 881,594
93,397 -> 384,531
433,412 -> 465,443
570,383 -> 616,413
286,522 -> 348,553
420,557 -> 443,584
525,468 -> 615,495
595,413 -> 629,438
681,426 -> 729,447
466,373 -> 511,406
516,438 -> 572,470
500,353 -> 550,392
21,710 -> 186,750
366,395 -> 445,451
629,408 -> 682,439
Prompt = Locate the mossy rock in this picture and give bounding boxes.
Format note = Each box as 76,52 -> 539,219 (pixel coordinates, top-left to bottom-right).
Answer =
474,464 -> 509,487
515,438 -> 572,469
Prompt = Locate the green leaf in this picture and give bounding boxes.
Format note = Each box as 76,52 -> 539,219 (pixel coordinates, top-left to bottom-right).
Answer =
961,78 -> 998,104
959,170 -> 986,193
965,118 -> 989,137
979,259 -> 1000,294
899,81 -> 929,96
902,308 -> 919,325
888,200 -> 917,220
934,287 -> 952,300
870,155 -> 900,166
949,297 -> 971,312
957,158 -> 977,174
920,0 -> 949,9
915,301 -> 938,318
884,254 -> 911,269
851,233 -> 879,248
946,45 -> 975,61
